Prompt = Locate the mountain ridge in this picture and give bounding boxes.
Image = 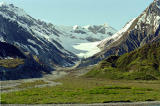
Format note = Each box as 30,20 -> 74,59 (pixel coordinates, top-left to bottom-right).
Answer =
0,3 -> 78,67
78,0 -> 160,67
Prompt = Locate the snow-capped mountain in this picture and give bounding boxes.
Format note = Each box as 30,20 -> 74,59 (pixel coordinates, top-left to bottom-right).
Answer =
0,3 -> 78,67
98,18 -> 136,49
55,24 -> 116,57
79,0 -> 160,67
0,2 -> 116,67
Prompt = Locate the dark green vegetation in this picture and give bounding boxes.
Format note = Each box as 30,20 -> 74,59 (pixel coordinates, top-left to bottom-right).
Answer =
85,42 -> 160,80
1,76 -> 160,104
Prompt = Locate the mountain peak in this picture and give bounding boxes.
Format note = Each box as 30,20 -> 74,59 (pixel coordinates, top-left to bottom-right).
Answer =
83,25 -> 91,29
0,2 -> 27,17
0,2 -> 15,8
73,25 -> 79,30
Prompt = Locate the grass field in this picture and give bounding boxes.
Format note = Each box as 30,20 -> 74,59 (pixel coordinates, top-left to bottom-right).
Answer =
15,80 -> 49,89
1,75 -> 160,104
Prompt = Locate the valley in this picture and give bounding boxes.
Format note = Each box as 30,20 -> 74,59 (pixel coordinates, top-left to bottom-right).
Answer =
1,0 -> 160,105
1,66 -> 160,104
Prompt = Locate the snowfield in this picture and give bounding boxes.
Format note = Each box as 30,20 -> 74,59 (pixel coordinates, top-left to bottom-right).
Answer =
73,41 -> 101,58
53,25 -> 116,57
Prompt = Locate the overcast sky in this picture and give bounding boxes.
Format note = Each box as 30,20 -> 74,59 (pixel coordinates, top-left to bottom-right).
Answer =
4,0 -> 153,30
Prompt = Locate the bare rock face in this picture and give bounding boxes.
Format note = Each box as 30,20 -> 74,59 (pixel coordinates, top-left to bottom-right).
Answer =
0,42 -> 26,59
79,0 -> 160,67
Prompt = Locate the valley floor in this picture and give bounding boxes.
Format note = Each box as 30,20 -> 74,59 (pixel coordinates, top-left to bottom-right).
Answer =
1,66 -> 160,105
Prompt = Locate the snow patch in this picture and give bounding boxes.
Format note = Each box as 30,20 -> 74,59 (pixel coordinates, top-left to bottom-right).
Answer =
83,25 -> 90,29
73,25 -> 79,30
29,45 -> 39,55
73,41 -> 101,58
27,39 -> 36,45
0,35 -> 5,42
99,18 -> 136,48
154,16 -> 160,31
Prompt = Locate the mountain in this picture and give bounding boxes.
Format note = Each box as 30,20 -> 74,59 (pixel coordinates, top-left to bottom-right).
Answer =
0,3 -> 79,67
0,2 -> 116,67
85,41 -> 160,80
0,42 -> 51,80
79,0 -> 160,67
55,24 -> 116,58
98,19 -> 136,49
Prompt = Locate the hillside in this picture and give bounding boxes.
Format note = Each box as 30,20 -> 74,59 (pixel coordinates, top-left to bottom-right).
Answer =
0,3 -> 78,67
85,41 -> 160,80
0,42 -> 51,80
79,0 -> 160,67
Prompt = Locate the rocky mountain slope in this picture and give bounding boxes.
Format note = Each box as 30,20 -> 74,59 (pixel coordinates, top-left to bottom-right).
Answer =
85,41 -> 160,80
0,41 -> 26,59
0,3 -> 79,67
0,42 -> 51,80
0,2 -> 116,67
79,0 -> 160,67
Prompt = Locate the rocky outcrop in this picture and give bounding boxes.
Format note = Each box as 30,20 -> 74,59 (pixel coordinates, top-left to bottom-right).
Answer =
0,42 -> 26,59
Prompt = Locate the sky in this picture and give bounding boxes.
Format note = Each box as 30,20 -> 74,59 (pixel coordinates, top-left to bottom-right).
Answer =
4,0 -> 153,30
